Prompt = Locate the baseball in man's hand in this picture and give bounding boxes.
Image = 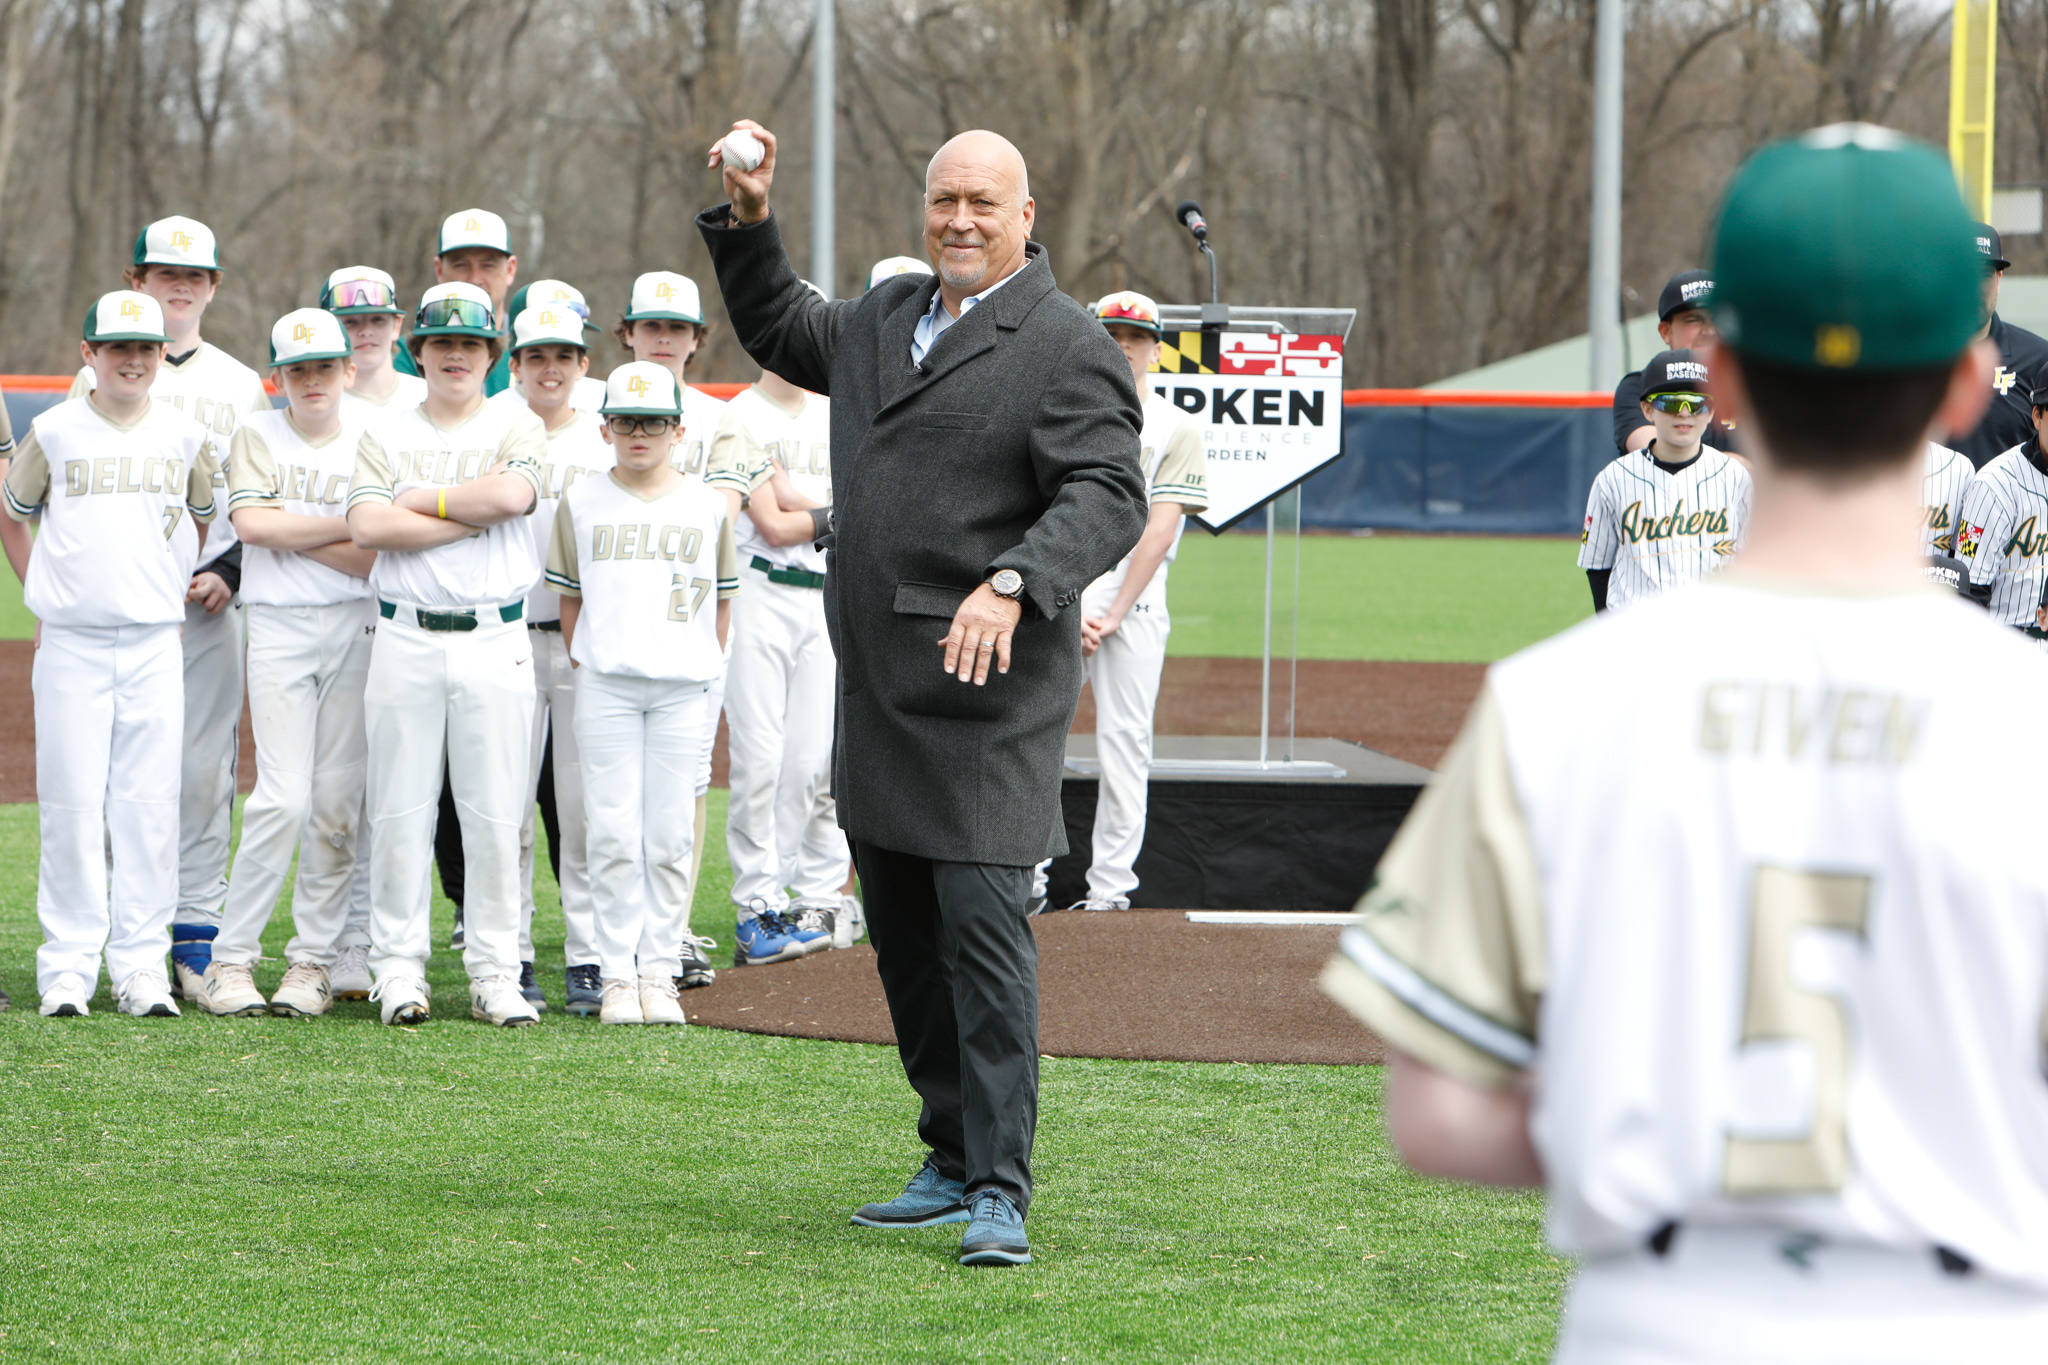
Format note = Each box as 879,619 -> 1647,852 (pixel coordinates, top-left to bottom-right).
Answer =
708,120 -> 777,223
721,129 -> 764,172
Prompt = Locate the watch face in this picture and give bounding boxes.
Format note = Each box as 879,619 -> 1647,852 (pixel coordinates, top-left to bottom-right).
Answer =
992,570 -> 1022,597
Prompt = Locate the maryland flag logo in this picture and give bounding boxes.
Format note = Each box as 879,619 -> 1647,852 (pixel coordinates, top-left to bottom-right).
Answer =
1958,524 -> 1984,558
1581,513 -> 1592,545
1155,329 -> 1220,374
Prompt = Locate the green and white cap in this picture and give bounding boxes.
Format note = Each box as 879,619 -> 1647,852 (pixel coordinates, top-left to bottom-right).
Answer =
601,362 -> 684,418
84,290 -> 169,343
412,281 -> 499,339
133,215 -> 220,271
1711,122 -> 1980,371
322,266 -> 401,316
508,279 -> 589,323
511,305 -> 589,353
269,308 -> 353,367
438,208 -> 511,256
624,271 -> 703,324
868,255 -> 933,290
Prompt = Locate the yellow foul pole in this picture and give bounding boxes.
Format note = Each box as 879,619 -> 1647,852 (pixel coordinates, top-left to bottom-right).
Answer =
1951,0 -> 1997,221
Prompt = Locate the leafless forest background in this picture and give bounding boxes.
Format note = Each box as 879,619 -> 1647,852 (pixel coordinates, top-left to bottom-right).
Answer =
0,0 -> 2032,384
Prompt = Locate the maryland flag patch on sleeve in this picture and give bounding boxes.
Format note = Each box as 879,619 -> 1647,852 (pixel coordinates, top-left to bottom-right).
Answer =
1958,524 -> 1984,559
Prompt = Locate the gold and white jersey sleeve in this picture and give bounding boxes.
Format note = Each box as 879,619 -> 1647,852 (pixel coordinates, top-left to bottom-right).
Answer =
676,384 -> 727,482
546,471 -> 738,682
1921,441 -> 1972,557
523,412 -> 614,624
229,408 -> 373,607
4,397 -> 215,626
1142,392 -> 1208,516
709,385 -> 831,575
347,402 -> 546,608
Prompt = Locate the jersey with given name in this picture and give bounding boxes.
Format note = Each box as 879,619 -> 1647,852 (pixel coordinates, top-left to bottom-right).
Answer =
73,342 -> 267,569
545,471 -> 738,682
1956,441 -> 2048,635
4,396 -> 217,626
228,407 -> 375,607
1325,580 -> 2048,1286
1922,441 -> 1972,557
1578,447 -> 1752,609
1090,392 -> 1209,601
346,400 -> 547,608
522,411 -> 614,624
706,386 -> 831,576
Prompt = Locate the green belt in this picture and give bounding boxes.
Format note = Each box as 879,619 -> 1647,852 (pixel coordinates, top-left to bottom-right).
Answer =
380,599 -> 524,632
751,555 -> 825,590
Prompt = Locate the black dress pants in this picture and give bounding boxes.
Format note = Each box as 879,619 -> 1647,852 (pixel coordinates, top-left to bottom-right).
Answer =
853,840 -> 1039,1213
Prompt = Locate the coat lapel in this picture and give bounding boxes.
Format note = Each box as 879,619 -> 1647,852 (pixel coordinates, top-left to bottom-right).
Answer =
875,274 -> 941,407
876,244 -> 1057,418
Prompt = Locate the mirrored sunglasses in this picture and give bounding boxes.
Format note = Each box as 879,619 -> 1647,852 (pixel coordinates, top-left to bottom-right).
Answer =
605,415 -> 676,436
416,295 -> 495,332
324,279 -> 397,311
1648,392 -> 1710,415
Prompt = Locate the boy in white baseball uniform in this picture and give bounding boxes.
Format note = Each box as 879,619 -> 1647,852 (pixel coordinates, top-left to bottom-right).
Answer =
1923,440 -> 1972,557
346,282 -> 547,1028
1325,126 -> 2048,1361
200,310 -> 380,1018
506,303 -> 613,1014
1955,378 -> 2048,648
1578,349 -> 1753,612
14,292 -> 218,1018
548,363 -> 737,1024
499,281 -> 607,413
401,210 -> 520,397
70,216 -> 269,997
323,267 -> 427,411
1055,291 -> 1207,913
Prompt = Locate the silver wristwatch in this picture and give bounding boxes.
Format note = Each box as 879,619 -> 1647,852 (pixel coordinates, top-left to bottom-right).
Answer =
989,569 -> 1024,600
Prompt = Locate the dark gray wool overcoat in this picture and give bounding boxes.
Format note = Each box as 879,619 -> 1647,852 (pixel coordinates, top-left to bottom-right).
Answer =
697,207 -> 1148,867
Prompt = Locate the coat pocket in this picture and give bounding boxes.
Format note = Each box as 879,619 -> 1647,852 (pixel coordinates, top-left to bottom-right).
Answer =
887,580 -> 1011,720
915,411 -> 992,430
893,580 -> 972,618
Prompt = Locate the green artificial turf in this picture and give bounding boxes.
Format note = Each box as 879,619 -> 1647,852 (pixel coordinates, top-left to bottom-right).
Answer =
0,797 -> 1569,1362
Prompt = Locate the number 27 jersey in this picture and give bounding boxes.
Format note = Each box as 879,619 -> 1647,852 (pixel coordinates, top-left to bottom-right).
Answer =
1323,580 -> 2048,1287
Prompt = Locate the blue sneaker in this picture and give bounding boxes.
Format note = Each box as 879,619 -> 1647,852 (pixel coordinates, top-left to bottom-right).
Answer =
851,1160 -> 971,1228
169,924 -> 217,1000
958,1189 -> 1031,1266
518,960 -> 547,1010
565,964 -> 603,1016
733,910 -> 808,966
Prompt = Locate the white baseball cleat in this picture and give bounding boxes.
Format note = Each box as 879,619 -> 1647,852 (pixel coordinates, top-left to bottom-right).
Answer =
470,974 -> 540,1027
39,972 -> 91,1017
171,960 -> 208,1003
270,963 -> 333,1017
372,975 -> 431,1026
329,944 -> 373,1000
832,894 -> 867,949
116,969 -> 182,1018
199,961 -> 269,1017
791,900 -> 840,954
599,977 -> 644,1025
639,974 -> 687,1026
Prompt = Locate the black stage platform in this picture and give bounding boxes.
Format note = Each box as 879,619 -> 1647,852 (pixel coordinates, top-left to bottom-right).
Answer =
1044,736 -> 1432,912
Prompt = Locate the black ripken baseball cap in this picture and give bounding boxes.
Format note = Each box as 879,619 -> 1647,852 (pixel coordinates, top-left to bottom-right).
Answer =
1638,349 -> 1711,399
1658,270 -> 1715,321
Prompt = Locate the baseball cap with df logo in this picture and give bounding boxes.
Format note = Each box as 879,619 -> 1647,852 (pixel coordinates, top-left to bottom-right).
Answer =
1710,122 -> 1980,371
84,290 -> 169,343
268,308 -> 353,368
868,255 -> 934,290
511,306 -> 590,354
507,279 -> 591,324
438,208 -> 512,257
623,272 -> 704,325
133,216 -> 221,271
601,362 -> 683,418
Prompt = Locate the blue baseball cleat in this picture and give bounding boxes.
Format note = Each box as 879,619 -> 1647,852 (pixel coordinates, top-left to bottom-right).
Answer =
733,910 -> 810,966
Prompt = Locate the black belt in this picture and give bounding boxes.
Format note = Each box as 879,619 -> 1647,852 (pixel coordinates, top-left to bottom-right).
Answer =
751,555 -> 825,590
531,619 -> 562,633
380,599 -> 524,632
2023,624 -> 2048,640
1646,1222 -> 1973,1275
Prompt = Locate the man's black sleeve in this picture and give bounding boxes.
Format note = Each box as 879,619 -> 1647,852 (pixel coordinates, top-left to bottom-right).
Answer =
694,207 -> 849,395
1587,568 -> 1611,612
206,542 -> 242,596
1612,370 -> 1648,452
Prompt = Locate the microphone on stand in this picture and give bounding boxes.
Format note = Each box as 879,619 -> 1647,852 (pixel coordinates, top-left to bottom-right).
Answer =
1175,200 -> 1226,326
1175,200 -> 1209,242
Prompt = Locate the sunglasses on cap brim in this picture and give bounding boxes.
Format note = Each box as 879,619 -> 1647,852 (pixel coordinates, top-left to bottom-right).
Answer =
415,296 -> 496,332
1647,392 -> 1711,415
324,280 -> 398,312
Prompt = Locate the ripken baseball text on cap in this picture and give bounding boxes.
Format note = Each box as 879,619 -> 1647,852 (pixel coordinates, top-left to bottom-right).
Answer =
268,308 -> 354,368
84,290 -> 169,343
868,256 -> 933,290
511,305 -> 589,353
322,265 -> 401,316
133,216 -> 220,272
1657,270 -> 1714,322
1973,222 -> 2012,272
438,209 -> 511,256
1094,290 -> 1163,337
601,362 -> 684,418
1710,122 -> 1980,371
624,272 -> 703,325
1638,348 -> 1710,399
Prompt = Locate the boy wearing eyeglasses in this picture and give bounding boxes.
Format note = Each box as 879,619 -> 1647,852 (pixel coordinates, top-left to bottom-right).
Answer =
547,363 -> 737,1025
324,266 -> 427,412
346,282 -> 549,1028
1579,349 -> 1753,612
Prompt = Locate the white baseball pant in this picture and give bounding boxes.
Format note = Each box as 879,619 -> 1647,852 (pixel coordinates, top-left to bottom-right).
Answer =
33,623 -> 184,994
698,653 -> 727,798
363,604 -> 534,983
175,596 -> 245,926
518,626 -> 594,965
1554,1226 -> 2048,1363
213,600 -> 375,967
576,670 -> 710,980
723,569 -> 847,910
1078,576 -> 1170,905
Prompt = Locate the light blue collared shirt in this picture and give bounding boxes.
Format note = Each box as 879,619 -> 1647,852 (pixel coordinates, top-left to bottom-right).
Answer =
909,267 -> 1022,366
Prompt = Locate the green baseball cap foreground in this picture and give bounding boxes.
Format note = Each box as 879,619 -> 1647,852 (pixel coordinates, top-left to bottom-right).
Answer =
1711,123 -> 1980,371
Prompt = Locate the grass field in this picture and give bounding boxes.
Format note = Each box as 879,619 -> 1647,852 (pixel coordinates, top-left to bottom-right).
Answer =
0,790 -> 1569,1363
0,532 -> 1591,662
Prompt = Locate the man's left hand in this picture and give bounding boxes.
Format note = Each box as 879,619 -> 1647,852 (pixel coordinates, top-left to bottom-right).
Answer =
940,584 -> 1021,685
188,571 -> 231,613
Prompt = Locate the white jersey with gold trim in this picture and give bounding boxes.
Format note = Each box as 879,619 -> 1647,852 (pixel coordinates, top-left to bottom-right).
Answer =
228,408 -> 374,607
345,375 -> 427,414
1578,446 -> 1752,609
676,383 -> 726,483
1089,393 -> 1209,603
522,411 -> 613,624
1324,579 -> 2048,1286
1956,443 -> 2048,637
1922,441 -> 1971,557
706,386 -> 830,575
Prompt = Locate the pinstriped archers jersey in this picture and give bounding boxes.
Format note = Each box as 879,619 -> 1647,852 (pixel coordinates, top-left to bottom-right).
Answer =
1922,441 -> 1972,556
1577,446 -> 1752,610
1955,442 -> 2048,634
